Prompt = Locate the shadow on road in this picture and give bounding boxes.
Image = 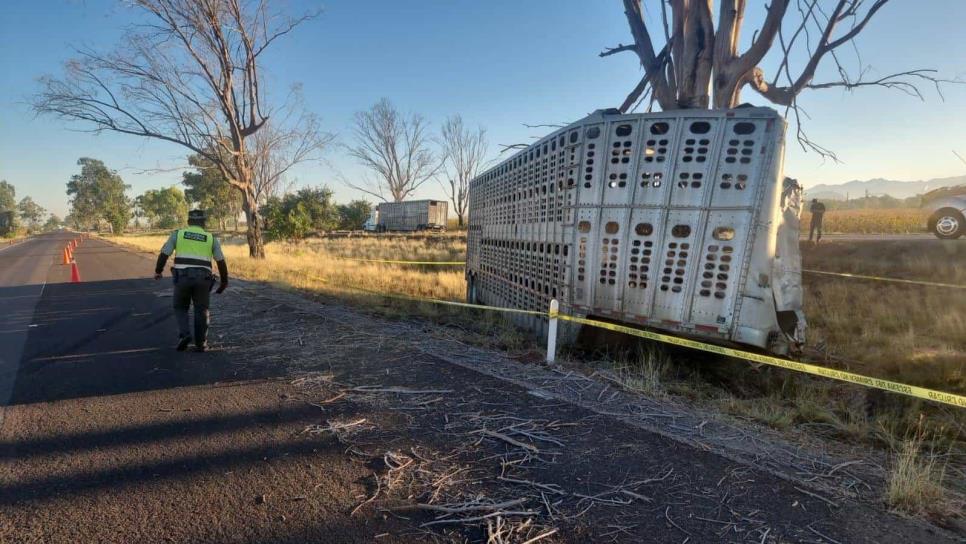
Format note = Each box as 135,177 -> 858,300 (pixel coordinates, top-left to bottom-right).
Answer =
2,278 -> 284,406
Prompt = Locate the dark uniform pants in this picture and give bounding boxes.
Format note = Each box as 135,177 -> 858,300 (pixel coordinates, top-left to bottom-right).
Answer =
809,216 -> 823,241
172,267 -> 213,346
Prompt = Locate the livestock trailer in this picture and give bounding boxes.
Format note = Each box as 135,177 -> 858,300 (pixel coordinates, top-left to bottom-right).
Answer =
371,200 -> 448,232
465,107 -> 806,354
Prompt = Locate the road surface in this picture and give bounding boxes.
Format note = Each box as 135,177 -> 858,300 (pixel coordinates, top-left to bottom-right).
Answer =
0,233 -> 958,543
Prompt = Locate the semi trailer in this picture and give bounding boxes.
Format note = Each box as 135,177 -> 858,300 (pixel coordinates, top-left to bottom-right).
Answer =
465,107 -> 806,355
364,200 -> 449,232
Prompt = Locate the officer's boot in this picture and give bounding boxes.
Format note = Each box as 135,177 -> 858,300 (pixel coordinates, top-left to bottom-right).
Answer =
194,305 -> 210,351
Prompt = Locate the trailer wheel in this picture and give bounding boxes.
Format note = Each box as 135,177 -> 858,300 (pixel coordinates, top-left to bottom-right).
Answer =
466,275 -> 479,304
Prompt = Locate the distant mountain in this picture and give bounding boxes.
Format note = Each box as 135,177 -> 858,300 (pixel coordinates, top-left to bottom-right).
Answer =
804,175 -> 966,200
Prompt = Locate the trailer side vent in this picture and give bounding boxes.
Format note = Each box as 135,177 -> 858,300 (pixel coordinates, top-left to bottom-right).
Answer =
713,227 -> 735,241
650,122 -> 670,135
671,224 -> 691,237
734,122 -> 756,135
690,121 -> 711,134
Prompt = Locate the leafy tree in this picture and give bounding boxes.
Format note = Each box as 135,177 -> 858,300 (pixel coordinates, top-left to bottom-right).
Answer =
17,196 -> 46,230
67,158 -> 132,233
0,180 -> 15,213
261,186 -> 340,241
182,153 -> 243,231
337,200 -> 372,230
0,181 -> 19,233
136,187 -> 189,229
43,214 -> 63,231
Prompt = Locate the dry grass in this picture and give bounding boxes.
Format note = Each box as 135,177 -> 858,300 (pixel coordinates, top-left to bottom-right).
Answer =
802,241 -> 966,395
801,208 -> 927,234
886,418 -> 948,516
116,234 -> 467,302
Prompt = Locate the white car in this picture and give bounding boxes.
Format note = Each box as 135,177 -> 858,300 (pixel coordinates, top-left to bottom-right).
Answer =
925,187 -> 966,239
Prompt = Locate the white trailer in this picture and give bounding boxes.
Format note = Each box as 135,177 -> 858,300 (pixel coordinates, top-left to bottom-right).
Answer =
465,107 -> 806,354
374,200 -> 448,232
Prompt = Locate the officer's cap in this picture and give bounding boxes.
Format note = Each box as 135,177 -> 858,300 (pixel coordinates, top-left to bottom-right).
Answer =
188,209 -> 207,221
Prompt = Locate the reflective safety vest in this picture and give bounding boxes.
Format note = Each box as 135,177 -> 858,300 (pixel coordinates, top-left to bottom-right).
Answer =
173,226 -> 215,270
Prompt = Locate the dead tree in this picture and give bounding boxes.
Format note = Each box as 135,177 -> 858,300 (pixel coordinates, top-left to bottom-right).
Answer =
437,115 -> 488,227
605,0 -> 957,158
32,0 -> 328,258
346,98 -> 439,202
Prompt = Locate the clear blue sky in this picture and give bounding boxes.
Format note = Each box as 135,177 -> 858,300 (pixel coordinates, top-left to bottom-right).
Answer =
2,0 -> 965,217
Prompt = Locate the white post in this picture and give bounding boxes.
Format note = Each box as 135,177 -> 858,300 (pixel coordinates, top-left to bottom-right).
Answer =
546,298 -> 559,364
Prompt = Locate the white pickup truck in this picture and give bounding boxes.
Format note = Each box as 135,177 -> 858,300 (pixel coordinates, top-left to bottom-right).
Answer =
924,186 -> 966,239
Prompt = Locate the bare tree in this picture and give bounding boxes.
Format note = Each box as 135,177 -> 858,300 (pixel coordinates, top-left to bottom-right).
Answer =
32,0 -> 328,258
605,0 -> 958,158
346,98 -> 439,202
437,115 -> 488,227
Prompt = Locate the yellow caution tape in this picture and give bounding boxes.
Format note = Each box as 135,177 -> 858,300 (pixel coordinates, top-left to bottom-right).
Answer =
302,275 -> 964,408
804,269 -> 966,290
554,314 -> 966,409
339,258 -> 465,265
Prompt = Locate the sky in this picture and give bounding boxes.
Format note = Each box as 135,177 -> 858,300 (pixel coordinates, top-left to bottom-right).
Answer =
1,0 -> 965,217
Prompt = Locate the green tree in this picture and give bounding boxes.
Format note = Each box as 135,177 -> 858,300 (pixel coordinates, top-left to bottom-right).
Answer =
136,187 -> 188,229
260,186 -> 340,241
0,180 -> 15,213
67,158 -> 132,233
43,214 -> 63,231
0,181 -> 19,234
337,200 -> 372,230
17,196 -> 46,230
182,153 -> 243,231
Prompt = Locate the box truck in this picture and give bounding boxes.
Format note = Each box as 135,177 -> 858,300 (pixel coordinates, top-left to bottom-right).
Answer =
364,200 -> 448,232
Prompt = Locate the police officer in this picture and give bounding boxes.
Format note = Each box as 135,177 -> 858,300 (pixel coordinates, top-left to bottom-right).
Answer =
154,209 -> 229,351
808,198 -> 827,243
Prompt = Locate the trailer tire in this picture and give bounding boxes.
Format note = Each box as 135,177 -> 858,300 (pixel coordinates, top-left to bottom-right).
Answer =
466,275 -> 479,305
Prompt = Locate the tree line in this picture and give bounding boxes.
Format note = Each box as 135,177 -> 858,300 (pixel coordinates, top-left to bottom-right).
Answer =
0,180 -> 61,236
60,156 -> 374,239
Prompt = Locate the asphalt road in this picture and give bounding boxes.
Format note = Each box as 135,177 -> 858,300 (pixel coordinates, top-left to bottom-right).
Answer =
0,233 -> 410,543
0,233 -> 959,543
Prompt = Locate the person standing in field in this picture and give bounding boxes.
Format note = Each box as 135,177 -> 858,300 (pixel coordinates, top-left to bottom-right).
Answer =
808,198 -> 826,243
153,209 -> 229,352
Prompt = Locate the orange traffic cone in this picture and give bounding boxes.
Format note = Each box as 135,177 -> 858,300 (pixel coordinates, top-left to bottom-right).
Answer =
62,246 -> 71,264
70,261 -> 81,283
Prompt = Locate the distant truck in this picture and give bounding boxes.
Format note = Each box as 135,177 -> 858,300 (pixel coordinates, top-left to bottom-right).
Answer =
363,200 -> 448,232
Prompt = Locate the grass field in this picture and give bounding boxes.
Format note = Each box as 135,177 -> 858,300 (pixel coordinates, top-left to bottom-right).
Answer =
801,207 -> 928,234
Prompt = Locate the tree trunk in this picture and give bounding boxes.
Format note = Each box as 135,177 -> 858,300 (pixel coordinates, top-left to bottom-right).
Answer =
240,186 -> 265,258
457,213 -> 464,227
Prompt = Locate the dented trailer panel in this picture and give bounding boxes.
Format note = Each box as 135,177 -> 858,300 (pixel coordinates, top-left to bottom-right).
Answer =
465,107 -> 804,354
